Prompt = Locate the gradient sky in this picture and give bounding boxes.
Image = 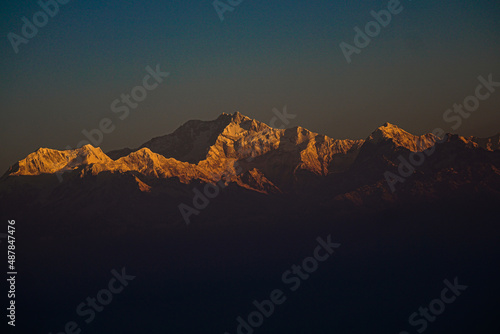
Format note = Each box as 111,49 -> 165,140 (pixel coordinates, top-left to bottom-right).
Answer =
1,0 -> 499,172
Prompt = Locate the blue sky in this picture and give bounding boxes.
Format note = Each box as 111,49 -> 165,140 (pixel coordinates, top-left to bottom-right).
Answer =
1,0 -> 499,170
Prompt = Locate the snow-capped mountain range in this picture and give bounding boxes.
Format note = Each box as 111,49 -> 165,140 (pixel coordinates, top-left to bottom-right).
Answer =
5,112 -> 499,188
1,112 -> 499,227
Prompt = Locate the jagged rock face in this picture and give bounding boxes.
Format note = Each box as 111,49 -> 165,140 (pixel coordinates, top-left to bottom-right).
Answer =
2,112 -> 499,198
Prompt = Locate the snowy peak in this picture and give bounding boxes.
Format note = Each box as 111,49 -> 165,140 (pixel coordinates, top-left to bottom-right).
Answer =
120,112 -> 259,165
368,122 -> 411,142
107,148 -> 199,181
367,123 -> 438,152
108,112 -> 274,164
10,148 -> 69,176
114,148 -> 168,173
76,145 -> 113,164
230,111 -> 251,124
219,113 -> 271,140
10,145 -> 112,176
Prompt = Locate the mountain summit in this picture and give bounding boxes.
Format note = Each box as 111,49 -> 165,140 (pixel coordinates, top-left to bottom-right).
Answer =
1,113 -> 499,215
366,122 -> 439,151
